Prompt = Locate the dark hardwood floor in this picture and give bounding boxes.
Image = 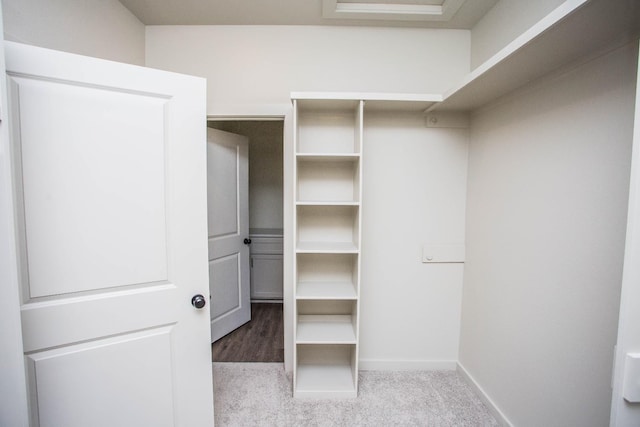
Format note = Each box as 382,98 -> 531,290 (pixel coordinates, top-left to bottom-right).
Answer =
212,303 -> 284,363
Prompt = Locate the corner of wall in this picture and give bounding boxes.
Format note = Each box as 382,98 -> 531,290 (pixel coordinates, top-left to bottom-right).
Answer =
2,0 -> 145,66
456,362 -> 513,426
459,42 -> 637,426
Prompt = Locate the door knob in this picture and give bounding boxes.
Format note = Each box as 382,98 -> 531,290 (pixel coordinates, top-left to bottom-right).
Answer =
244,238 -> 252,245
191,294 -> 206,309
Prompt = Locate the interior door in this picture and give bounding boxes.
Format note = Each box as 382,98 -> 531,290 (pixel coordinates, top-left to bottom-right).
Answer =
5,41 -> 214,427
207,128 -> 251,342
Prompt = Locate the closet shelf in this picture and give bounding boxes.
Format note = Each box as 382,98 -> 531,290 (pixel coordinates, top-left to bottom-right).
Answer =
295,363 -> 356,398
293,91 -> 440,113
296,242 -> 359,254
296,315 -> 357,344
296,201 -> 360,207
429,0 -> 640,112
296,153 -> 360,161
291,1 -> 640,114
296,281 -> 358,300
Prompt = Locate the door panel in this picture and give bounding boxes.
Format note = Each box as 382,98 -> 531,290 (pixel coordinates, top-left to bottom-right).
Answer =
208,139 -> 240,236
5,41 -> 213,427
26,327 -> 174,427
207,128 -> 251,342
209,254 -> 241,319
15,76 -> 168,298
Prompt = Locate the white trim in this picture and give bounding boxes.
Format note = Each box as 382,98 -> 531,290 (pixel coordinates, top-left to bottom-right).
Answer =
457,362 -> 513,427
336,3 -> 444,15
207,103 -> 290,120
359,359 -> 457,371
322,0 -> 465,22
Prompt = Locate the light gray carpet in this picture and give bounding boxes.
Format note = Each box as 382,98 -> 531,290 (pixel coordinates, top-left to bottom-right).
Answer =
213,363 -> 499,426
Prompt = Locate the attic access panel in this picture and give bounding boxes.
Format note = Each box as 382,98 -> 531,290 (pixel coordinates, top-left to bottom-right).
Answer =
323,0 -> 465,21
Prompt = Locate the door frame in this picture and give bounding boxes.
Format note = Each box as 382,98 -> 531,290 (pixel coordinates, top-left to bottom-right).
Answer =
207,108 -> 294,373
610,43 -> 640,426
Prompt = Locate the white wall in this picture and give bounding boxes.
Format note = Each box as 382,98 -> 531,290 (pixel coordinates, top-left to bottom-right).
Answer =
470,0 -> 565,69
360,112 -> 468,369
145,25 -> 471,115
460,42 -> 638,426
148,25 -> 471,369
209,121 -> 284,230
1,0 -> 145,65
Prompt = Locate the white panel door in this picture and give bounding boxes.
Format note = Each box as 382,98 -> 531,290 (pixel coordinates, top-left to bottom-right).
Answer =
5,41 -> 213,427
207,128 -> 251,342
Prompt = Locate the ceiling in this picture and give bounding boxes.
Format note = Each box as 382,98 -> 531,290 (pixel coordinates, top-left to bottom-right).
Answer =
117,0 -> 498,28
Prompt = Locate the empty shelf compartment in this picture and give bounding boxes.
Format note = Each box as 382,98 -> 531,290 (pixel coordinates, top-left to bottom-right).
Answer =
296,300 -> 357,344
296,205 -> 359,252
296,157 -> 360,204
296,253 -> 358,299
295,344 -> 357,398
296,105 -> 360,155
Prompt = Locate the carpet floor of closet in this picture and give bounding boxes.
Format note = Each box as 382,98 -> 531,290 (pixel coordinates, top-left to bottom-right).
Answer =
213,363 -> 499,427
212,303 -> 284,363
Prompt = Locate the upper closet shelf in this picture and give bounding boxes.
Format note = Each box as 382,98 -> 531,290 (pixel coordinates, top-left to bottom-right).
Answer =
430,0 -> 640,112
292,92 -> 441,112
292,0 -> 640,114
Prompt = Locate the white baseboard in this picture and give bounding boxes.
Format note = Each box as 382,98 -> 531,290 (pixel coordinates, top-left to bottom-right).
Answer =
359,359 -> 457,371
456,362 -> 513,427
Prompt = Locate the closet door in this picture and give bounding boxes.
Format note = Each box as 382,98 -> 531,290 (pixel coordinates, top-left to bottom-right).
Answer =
6,41 -> 214,426
207,128 -> 251,342
293,98 -> 363,398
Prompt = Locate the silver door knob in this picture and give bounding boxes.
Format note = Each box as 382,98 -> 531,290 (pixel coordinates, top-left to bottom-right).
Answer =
191,294 -> 206,309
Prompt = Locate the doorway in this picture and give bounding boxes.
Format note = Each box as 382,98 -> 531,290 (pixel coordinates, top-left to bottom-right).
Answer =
207,119 -> 285,363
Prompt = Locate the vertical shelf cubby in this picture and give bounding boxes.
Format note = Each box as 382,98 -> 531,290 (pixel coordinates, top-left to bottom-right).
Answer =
296,156 -> 360,204
293,97 -> 363,399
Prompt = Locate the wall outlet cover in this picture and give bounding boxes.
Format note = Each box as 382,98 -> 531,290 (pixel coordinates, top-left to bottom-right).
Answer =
623,353 -> 640,403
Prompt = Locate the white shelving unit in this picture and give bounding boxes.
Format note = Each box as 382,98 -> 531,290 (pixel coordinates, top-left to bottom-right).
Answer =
293,97 -> 364,398
287,1 -> 640,401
